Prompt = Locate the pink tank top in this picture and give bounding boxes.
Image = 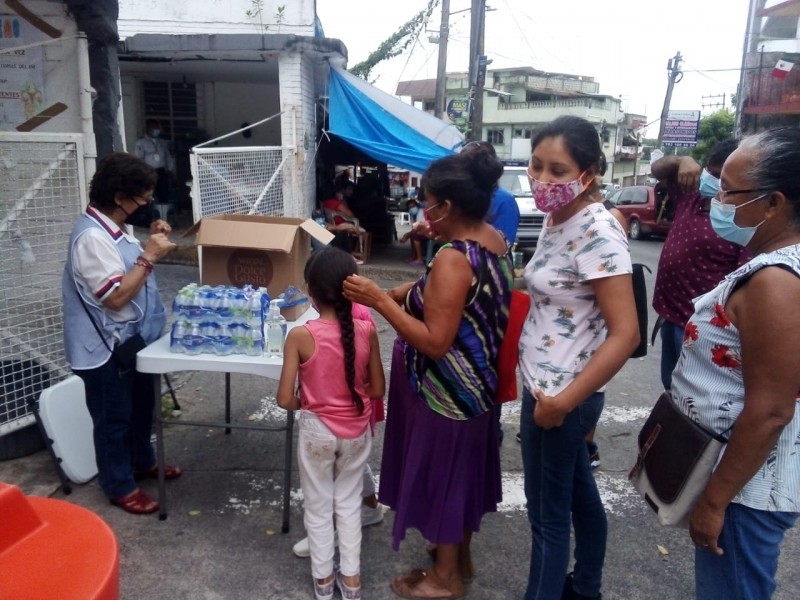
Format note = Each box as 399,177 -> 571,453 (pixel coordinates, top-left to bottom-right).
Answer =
298,318 -> 372,439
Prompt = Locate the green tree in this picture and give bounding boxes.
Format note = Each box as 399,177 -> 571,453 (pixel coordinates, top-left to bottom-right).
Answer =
691,110 -> 735,165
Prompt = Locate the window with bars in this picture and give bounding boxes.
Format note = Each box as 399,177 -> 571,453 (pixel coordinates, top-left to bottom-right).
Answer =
513,127 -> 532,139
487,128 -> 505,145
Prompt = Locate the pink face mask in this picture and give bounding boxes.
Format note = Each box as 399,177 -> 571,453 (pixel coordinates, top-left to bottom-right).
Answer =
423,203 -> 445,236
527,171 -> 588,213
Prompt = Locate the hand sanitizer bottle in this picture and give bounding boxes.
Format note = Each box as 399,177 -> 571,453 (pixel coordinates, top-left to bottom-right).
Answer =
266,299 -> 286,358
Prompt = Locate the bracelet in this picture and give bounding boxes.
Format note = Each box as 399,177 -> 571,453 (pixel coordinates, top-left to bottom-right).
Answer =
134,256 -> 154,274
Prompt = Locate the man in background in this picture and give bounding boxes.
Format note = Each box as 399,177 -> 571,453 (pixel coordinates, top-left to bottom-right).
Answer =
134,119 -> 175,209
651,139 -> 748,390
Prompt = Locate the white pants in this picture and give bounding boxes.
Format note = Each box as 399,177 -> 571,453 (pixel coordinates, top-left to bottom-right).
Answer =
297,410 -> 371,579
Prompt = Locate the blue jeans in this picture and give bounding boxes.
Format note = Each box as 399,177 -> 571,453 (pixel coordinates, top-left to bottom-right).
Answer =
695,502 -> 798,600
520,388 -> 607,599
74,359 -> 156,498
660,319 -> 684,391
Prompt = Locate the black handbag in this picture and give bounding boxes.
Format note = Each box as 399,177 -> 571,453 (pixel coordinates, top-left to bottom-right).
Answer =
629,393 -> 729,527
630,263 -> 651,359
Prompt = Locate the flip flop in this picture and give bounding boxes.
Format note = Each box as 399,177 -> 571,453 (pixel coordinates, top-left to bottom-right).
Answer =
110,489 -> 158,515
134,464 -> 183,481
390,568 -> 464,600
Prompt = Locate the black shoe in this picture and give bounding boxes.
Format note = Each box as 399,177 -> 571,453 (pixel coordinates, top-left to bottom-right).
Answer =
562,573 -> 602,600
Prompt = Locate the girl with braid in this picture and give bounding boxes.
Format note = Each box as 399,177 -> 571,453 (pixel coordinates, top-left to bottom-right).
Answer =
277,246 -> 385,600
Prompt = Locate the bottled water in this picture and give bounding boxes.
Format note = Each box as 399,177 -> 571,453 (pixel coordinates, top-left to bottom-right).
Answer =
266,299 -> 286,358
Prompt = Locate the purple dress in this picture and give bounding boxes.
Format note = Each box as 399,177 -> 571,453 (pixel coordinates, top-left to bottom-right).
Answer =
379,240 -> 512,550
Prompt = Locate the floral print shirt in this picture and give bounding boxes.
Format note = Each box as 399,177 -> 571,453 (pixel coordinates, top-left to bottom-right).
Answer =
671,244 -> 800,512
519,203 -> 631,396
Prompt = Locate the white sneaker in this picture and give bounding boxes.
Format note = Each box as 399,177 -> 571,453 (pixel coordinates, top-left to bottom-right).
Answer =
293,532 -> 338,558
361,502 -> 385,527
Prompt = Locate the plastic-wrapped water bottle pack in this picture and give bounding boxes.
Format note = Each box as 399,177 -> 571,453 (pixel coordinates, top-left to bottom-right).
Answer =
169,284 -> 270,356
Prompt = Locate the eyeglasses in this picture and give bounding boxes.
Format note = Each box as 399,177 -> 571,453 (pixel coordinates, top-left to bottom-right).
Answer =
715,188 -> 769,203
133,194 -> 154,206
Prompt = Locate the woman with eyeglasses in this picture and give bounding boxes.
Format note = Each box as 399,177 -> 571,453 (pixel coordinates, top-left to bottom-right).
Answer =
343,150 -> 513,599
669,128 -> 800,599
518,116 -> 639,600
62,152 -> 181,515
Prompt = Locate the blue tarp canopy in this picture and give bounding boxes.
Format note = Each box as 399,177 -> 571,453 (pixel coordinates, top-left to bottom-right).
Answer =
328,66 -> 464,174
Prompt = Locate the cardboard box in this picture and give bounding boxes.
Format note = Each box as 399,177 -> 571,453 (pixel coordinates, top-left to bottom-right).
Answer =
185,214 -> 334,320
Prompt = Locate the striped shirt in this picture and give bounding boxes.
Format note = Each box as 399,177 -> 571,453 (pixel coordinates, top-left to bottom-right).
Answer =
671,245 -> 800,512
405,239 -> 513,420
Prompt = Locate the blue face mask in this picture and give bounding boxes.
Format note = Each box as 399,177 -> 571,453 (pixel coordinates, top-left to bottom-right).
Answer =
709,194 -> 768,246
151,129 -> 161,138
698,169 -> 720,198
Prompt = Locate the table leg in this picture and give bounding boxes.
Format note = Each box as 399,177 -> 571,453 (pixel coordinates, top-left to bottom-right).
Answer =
282,409 -> 295,533
153,373 -> 168,520
225,372 -> 231,434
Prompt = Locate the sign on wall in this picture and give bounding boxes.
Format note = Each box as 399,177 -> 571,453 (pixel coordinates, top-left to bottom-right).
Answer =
662,110 -> 700,148
0,14 -> 46,131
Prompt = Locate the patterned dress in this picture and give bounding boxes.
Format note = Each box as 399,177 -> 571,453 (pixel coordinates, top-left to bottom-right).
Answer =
671,245 -> 800,512
379,239 -> 513,549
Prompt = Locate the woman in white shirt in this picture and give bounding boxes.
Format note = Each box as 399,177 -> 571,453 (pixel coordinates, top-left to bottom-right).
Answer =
518,116 -> 639,600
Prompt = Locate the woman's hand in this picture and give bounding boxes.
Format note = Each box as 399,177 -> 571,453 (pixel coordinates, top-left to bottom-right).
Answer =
689,496 -> 725,556
343,274 -> 386,309
532,389 -> 568,428
143,233 -> 176,262
150,219 -> 172,235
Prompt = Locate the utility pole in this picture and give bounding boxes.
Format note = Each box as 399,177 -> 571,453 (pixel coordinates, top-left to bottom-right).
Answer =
656,51 -> 683,149
701,93 -> 726,113
467,0 -> 486,141
433,0 -> 450,119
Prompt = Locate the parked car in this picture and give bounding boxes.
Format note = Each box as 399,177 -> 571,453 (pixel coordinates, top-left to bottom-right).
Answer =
605,185 -> 672,240
498,166 -> 545,250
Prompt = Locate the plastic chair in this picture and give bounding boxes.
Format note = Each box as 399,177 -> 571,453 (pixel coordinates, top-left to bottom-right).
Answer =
33,376 -> 98,493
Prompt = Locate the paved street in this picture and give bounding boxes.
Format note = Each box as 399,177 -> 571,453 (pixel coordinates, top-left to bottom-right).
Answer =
2,239 -> 798,599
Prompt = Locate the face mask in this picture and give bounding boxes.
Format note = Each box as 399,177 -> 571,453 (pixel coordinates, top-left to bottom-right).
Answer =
709,194 -> 767,246
424,203 -> 445,236
698,169 -> 720,199
151,129 -> 161,138
121,200 -> 155,228
528,173 -> 588,213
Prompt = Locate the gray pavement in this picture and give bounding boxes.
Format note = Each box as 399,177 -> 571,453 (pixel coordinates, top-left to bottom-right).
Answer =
2,238 -> 798,599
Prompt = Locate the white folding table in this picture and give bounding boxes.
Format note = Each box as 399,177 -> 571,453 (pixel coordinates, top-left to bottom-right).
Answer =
136,307 -> 316,531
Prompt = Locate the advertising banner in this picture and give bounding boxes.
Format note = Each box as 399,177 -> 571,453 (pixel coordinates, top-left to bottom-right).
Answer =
662,110 -> 700,148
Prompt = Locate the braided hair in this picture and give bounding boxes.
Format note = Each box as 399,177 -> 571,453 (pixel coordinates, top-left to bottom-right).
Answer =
304,247 -> 364,414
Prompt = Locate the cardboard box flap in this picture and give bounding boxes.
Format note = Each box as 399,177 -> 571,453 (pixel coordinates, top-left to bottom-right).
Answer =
196,219 -> 298,253
300,219 -> 336,244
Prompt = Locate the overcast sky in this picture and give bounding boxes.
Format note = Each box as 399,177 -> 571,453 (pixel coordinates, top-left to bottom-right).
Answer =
317,0 -> 751,137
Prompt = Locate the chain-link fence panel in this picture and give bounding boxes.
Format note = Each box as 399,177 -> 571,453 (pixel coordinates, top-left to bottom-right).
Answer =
0,134 -> 85,436
190,146 -> 294,221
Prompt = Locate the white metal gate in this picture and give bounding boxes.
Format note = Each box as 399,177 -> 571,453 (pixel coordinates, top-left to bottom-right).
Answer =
189,146 -> 293,220
0,133 -> 86,436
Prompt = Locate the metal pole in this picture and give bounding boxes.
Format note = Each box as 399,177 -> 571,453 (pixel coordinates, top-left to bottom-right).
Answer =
434,0 -> 450,119
735,0 -> 766,136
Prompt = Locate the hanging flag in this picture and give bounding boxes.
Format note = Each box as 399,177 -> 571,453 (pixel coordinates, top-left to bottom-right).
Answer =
772,58 -> 794,80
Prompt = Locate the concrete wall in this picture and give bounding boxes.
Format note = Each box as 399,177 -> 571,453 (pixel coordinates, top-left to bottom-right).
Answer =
278,52 -> 316,217
117,0 -> 316,38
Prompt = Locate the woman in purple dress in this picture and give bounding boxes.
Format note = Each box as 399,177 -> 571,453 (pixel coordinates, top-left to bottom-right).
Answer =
343,150 -> 513,599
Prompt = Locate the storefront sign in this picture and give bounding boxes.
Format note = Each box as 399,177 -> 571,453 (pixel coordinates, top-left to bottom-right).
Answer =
662,110 -> 700,148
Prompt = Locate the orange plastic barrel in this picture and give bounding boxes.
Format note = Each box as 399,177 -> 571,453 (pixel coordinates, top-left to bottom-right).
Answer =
0,483 -> 119,599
